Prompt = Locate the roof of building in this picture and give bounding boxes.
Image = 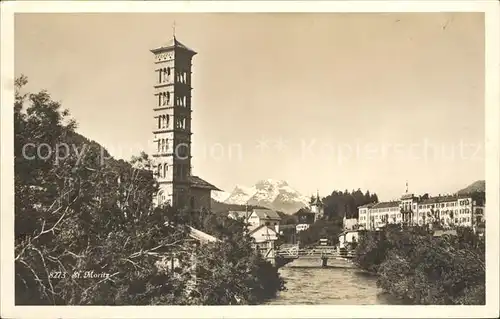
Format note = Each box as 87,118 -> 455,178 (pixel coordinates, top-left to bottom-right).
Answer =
358,203 -> 375,209
188,175 -> 222,191
371,201 -> 400,209
401,193 -> 416,200
420,195 -> 468,205
252,209 -> 281,220
150,37 -> 197,55
228,211 -> 250,220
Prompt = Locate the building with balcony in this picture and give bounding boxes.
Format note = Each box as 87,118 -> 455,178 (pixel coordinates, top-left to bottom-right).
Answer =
358,190 -> 485,231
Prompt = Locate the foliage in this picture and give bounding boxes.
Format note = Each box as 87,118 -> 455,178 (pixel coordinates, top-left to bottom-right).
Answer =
298,219 -> 343,247
188,214 -> 284,304
323,189 -> 378,220
14,77 -> 193,305
354,225 -> 485,305
14,76 -> 283,305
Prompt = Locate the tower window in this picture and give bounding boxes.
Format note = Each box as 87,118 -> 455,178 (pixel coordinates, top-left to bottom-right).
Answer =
158,164 -> 162,177
167,67 -> 171,76
162,68 -> 167,82
164,164 -> 168,177
162,92 -> 167,106
166,92 -> 170,105
166,114 -> 170,127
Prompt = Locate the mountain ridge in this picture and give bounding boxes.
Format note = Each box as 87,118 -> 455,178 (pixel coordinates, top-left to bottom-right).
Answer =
457,180 -> 485,195
211,179 -> 310,214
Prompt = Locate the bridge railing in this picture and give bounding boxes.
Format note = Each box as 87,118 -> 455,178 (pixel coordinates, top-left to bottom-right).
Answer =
275,245 -> 357,259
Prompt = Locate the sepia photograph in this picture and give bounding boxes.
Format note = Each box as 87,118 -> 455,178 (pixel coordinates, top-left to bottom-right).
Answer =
1,1 -> 499,318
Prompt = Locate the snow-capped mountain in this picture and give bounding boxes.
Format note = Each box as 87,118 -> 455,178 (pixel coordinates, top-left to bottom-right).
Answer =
212,179 -> 311,214
211,190 -> 232,203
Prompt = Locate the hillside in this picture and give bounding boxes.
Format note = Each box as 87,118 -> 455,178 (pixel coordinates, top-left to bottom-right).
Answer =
457,180 -> 485,195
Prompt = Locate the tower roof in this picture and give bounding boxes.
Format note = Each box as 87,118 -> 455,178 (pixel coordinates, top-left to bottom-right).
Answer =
150,37 -> 197,55
188,175 -> 221,191
312,191 -> 322,206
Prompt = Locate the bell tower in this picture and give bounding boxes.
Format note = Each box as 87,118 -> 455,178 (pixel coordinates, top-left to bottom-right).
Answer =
150,35 -> 196,208
311,191 -> 324,222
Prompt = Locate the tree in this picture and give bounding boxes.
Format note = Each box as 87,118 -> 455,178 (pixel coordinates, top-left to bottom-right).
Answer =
297,219 -> 342,247
14,77 -> 193,305
354,225 -> 485,305
190,212 -> 284,304
14,76 -> 284,305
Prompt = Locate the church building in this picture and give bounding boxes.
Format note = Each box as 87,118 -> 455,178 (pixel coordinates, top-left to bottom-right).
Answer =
150,35 -> 221,210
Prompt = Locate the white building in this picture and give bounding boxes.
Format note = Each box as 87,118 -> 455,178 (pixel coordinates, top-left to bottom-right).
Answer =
247,209 -> 281,228
358,192 -> 485,231
248,224 -> 279,243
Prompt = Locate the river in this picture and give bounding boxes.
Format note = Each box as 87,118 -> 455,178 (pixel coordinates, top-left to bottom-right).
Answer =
266,259 -> 397,305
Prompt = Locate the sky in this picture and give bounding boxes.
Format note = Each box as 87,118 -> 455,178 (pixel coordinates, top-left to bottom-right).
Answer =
14,12 -> 485,201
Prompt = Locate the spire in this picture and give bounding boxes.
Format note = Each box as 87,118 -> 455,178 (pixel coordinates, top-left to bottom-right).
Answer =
405,180 -> 409,193
312,190 -> 321,206
172,20 -> 176,39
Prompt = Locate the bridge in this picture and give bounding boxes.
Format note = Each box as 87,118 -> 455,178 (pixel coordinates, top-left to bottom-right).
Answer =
274,244 -> 356,267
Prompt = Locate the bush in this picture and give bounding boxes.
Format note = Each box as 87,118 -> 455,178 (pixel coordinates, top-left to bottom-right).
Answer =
354,225 -> 485,305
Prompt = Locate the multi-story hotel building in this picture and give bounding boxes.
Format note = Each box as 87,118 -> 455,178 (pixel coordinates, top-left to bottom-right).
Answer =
358,191 -> 485,231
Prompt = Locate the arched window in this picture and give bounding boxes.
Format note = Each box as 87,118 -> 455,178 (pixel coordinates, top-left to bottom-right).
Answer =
165,138 -> 169,151
164,164 -> 168,177
166,92 -> 170,105
162,92 -> 167,106
157,140 -> 161,153
158,115 -> 161,129
167,67 -> 171,76
166,114 -> 170,127
157,164 -> 162,177
158,94 -> 162,107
